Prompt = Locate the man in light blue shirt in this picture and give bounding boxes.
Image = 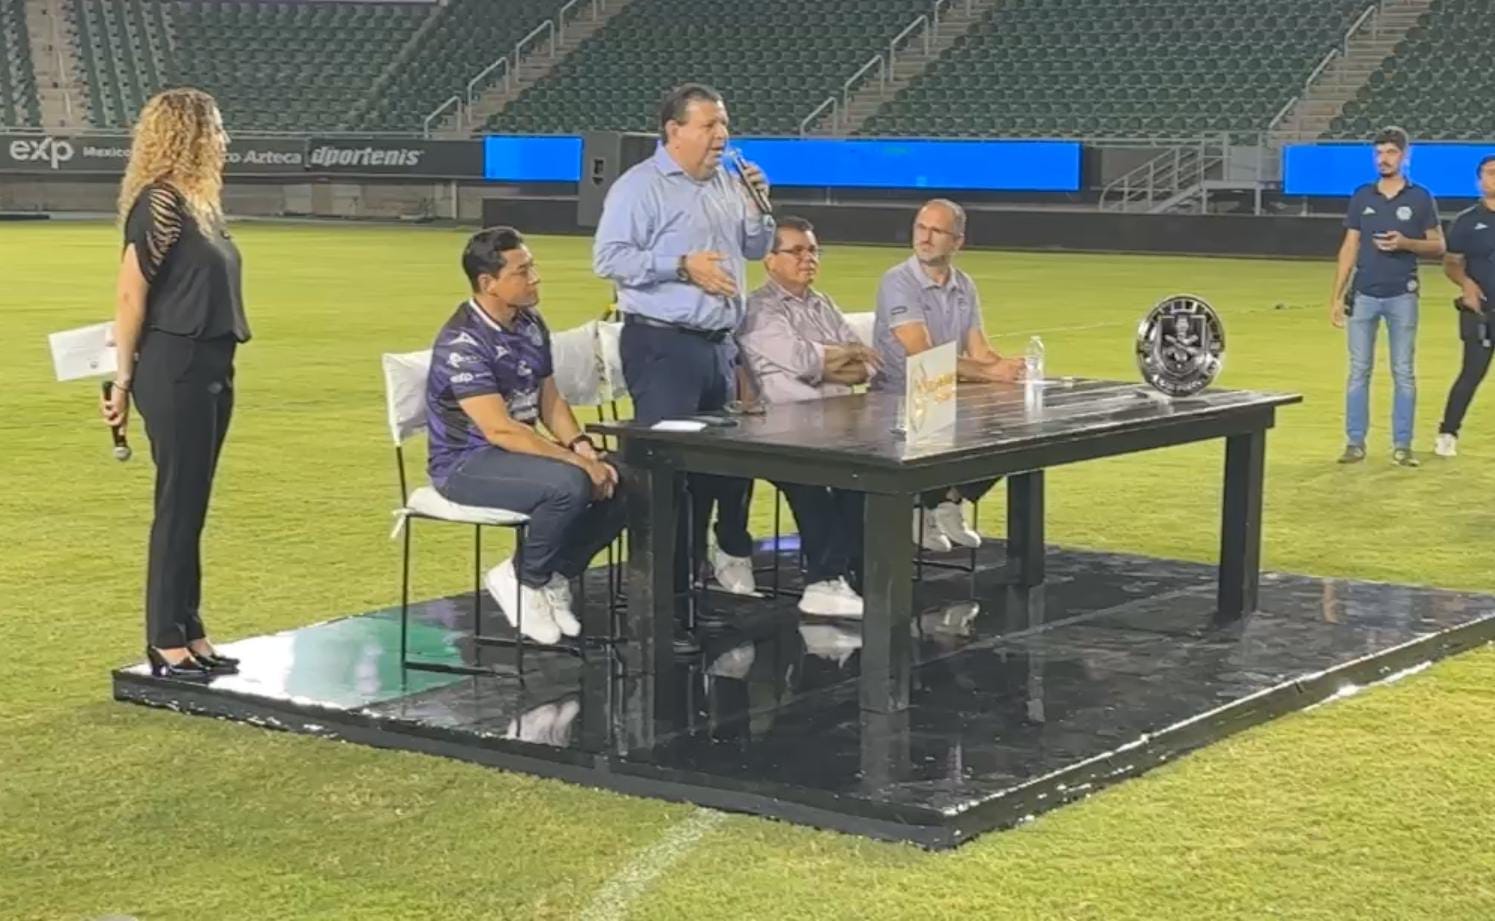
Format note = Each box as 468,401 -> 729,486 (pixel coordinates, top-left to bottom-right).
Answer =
593,83 -> 774,648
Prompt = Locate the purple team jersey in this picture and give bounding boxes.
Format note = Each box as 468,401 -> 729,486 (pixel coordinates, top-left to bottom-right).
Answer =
425,300 -> 554,485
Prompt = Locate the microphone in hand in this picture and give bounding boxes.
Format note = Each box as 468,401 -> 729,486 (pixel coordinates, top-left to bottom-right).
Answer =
101,380 -> 132,462
727,149 -> 773,216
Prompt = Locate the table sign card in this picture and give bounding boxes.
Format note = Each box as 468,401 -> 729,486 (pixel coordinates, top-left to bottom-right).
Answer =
904,341 -> 957,444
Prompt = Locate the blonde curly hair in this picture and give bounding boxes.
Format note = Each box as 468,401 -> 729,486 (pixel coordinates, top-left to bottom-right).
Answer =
117,88 -> 227,228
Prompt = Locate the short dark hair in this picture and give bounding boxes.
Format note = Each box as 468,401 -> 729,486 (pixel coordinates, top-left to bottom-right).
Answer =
1373,126 -> 1410,151
462,226 -> 525,291
658,83 -> 723,143
1477,155 -> 1495,177
772,215 -> 814,249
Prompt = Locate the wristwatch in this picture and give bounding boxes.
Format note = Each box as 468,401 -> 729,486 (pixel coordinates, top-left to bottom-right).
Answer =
676,255 -> 690,283
569,435 -> 596,452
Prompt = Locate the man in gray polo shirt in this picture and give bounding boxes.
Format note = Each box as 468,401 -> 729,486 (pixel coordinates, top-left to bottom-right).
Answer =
872,199 -> 1023,552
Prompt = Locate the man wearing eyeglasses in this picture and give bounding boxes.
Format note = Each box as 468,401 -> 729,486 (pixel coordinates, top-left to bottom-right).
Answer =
737,216 -> 876,618
872,199 -> 1022,553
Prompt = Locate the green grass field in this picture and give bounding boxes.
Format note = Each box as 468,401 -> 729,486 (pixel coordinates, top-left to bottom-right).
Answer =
3,220 -> 1494,921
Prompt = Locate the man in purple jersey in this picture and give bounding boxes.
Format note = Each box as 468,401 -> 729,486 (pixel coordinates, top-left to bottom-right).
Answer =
427,227 -> 625,645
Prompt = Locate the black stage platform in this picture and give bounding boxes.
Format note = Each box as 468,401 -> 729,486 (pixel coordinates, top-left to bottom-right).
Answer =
114,542 -> 1495,849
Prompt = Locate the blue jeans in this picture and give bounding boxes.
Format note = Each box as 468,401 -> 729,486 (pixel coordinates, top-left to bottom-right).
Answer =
1347,293 -> 1418,448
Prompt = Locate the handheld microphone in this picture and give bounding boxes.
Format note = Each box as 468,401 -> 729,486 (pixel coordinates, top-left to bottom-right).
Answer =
727,149 -> 773,216
101,380 -> 132,462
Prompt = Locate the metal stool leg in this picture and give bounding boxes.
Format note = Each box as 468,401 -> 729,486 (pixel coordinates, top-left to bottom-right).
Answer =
400,516 -> 413,669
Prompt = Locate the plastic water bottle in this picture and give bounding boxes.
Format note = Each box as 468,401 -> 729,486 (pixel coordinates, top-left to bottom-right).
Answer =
1024,335 -> 1045,383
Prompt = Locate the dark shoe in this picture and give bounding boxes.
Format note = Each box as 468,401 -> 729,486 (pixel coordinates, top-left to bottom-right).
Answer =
1392,447 -> 1421,468
694,607 -> 746,632
194,652 -> 240,674
146,647 -> 213,681
1336,444 -> 1367,464
672,628 -> 702,657
191,645 -> 240,670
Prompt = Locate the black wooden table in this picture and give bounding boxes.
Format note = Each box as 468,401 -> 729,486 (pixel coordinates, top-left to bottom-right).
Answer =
592,379 -> 1301,714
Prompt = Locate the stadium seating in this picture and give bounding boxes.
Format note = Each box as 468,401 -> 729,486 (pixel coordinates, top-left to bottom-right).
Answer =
1,0 -> 40,127
487,0 -> 932,135
353,0 -> 569,132
861,0 -> 1370,138
1328,0 -> 1492,140
66,0 -> 429,131
170,0 -> 428,132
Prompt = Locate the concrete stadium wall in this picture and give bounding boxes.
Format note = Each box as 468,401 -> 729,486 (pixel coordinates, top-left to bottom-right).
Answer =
0,176 -> 501,221
481,196 -> 1348,259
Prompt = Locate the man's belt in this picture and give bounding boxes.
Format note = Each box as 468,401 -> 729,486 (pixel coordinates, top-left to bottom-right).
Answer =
623,313 -> 732,343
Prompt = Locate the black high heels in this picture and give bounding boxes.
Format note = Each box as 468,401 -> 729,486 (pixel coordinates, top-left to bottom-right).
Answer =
146,647 -> 213,681
190,645 -> 240,672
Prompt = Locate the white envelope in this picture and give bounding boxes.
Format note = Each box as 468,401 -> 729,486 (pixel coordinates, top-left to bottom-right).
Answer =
48,322 -> 117,381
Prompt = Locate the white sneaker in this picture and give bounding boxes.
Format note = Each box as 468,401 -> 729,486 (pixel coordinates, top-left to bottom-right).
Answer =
934,501 -> 981,549
798,623 -> 862,666
544,573 -> 580,638
711,547 -> 756,595
914,508 -> 952,553
798,578 -> 864,618
1435,433 -> 1458,457
707,642 -> 756,679
484,558 -> 561,645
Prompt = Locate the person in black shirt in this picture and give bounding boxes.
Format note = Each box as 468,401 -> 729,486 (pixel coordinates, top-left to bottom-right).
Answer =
1435,156 -> 1495,458
100,88 -> 249,680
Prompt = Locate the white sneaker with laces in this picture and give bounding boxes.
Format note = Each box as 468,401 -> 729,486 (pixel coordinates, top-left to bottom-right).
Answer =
484,558 -> 561,645
934,501 -> 981,549
914,509 -> 952,553
544,573 -> 581,638
1435,433 -> 1458,457
711,547 -> 756,595
798,578 -> 864,618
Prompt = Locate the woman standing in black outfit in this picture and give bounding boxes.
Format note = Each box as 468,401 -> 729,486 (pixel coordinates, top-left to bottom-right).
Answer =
101,88 -> 250,680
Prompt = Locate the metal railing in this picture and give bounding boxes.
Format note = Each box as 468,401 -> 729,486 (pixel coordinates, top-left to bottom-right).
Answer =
1098,137 -> 1229,214
467,56 -> 509,111
423,95 -> 461,138
843,54 -> 886,118
1267,94 -> 1300,135
889,16 -> 931,73
798,0 -> 980,136
800,96 -> 838,137
515,20 -> 557,68
556,0 -> 602,43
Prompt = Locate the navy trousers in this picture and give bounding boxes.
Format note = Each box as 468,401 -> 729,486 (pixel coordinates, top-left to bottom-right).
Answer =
438,448 -> 627,588
619,321 -> 754,607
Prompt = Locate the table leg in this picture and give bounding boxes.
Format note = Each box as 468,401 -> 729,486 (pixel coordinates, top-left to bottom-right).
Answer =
862,492 -> 913,713
1219,430 -> 1266,617
1007,471 -> 1046,587
627,460 -> 679,678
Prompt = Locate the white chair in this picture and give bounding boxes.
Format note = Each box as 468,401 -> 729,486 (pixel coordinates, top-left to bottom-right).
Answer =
843,311 -> 876,347
382,349 -> 546,678
548,320 -> 606,408
544,321 -> 624,627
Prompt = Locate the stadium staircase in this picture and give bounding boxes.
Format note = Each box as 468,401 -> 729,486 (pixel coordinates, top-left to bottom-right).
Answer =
1270,0 -> 1434,142
487,0 -> 937,136
860,0 -> 1371,140
1326,0 -> 1491,140
350,0 -> 573,134
434,0 -> 633,138
21,0 -> 83,128
802,0 -> 1005,136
